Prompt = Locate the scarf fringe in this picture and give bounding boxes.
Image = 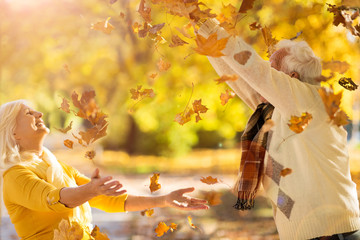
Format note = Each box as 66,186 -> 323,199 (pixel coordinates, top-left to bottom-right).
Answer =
233,191 -> 256,210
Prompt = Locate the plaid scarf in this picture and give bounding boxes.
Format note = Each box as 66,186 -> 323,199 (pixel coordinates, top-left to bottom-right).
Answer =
234,102 -> 274,210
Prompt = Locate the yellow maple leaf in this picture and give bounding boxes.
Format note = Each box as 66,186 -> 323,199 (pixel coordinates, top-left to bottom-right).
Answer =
194,33 -> 229,57
287,112 -> 313,134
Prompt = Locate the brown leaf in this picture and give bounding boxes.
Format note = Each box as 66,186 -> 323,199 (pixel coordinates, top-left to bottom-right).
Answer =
91,17 -> 114,35
280,168 -> 293,177
338,77 -> 358,91
149,23 -> 165,34
202,191 -> 222,206
220,89 -> 236,105
169,35 -> 189,47
138,0 -> 152,23
316,72 -> 335,82
234,51 -> 252,65
59,97 -> 71,113
194,33 -> 229,57
215,74 -> 239,84
140,209 -> 154,217
149,72 -> 158,79
85,150 -> 96,160
262,26 -> 278,57
333,110 -> 350,126
55,121 -> 73,134
130,85 -> 155,100
200,176 -> 219,185
249,21 -> 262,30
149,173 -> 161,193
322,60 -> 350,74
239,0 -> 256,13
174,109 -> 194,125
157,58 -> 171,72
64,139 -> 74,149
287,112 -> 313,134
193,99 -> 208,114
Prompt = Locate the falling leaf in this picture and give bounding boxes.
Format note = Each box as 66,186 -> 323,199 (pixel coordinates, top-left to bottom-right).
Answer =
138,0 -> 152,23
53,219 -> 84,240
322,60 -> 350,74
91,17 -> 114,35
64,139 -> 74,149
234,51 -> 252,65
174,108 -> 194,125
169,35 -> 189,47
217,3 -> 239,24
187,216 -> 197,229
193,99 -> 208,123
239,0 -> 256,13
200,176 -> 219,185
149,72 -> 158,79
155,222 -> 170,237
138,22 -> 150,38
194,33 -> 229,57
339,77 -> 358,91
85,150 -> 96,160
59,97 -> 71,113
150,173 -> 161,193
215,74 -> 238,84
287,112 -> 313,134
130,85 -> 155,100
63,64 -> 71,74
149,23 -> 165,35
262,26 -> 278,57
202,191 -> 222,206
157,58 -> 171,72
90,225 -> 110,240
220,89 -> 236,106
332,110 -> 350,126
141,209 -> 154,217
280,168 -> 293,177
249,21 -> 262,30
169,223 -> 177,232
327,4 -> 360,37
78,124 -> 108,146
55,121 -> 73,134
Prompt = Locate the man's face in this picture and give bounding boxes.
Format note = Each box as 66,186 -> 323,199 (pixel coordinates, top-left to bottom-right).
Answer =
269,48 -> 289,72
13,104 -> 49,144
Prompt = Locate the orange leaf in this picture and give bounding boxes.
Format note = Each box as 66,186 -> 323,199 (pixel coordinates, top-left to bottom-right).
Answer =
138,0 -> 152,23
239,0 -> 256,13
64,139 -> 74,149
59,97 -> 71,113
155,222 -> 169,237
130,85 -> 155,100
333,110 -> 349,127
202,191 -> 222,206
215,74 -> 238,84
149,72 -> 158,79
318,87 -> 348,126
194,33 -> 229,57
85,150 -> 96,160
280,168 -> 293,177
90,225 -> 110,240
157,58 -> 171,72
149,173 -> 161,193
193,99 -> 208,114
169,223 -> 177,232
55,121 -> 73,134
287,112 -> 313,134
200,176 -> 219,185
91,17 -> 114,35
220,89 -> 236,105
169,35 -> 189,48
140,208 -> 154,217
322,60 -> 350,74
174,108 -> 194,126
234,51 -> 252,65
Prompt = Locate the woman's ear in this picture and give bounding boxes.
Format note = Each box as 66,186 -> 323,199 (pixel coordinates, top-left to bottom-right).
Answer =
290,71 -> 300,79
13,132 -> 20,141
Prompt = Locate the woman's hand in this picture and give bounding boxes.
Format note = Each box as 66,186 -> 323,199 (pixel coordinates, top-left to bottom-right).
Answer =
164,187 -> 209,210
87,168 -> 127,197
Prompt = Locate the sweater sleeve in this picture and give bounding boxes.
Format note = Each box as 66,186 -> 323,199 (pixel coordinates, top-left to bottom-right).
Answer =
3,165 -> 72,213
68,166 -> 128,213
199,19 -> 319,116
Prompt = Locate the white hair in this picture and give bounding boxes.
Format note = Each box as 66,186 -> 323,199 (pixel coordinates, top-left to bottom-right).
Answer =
277,40 -> 322,85
0,100 -> 28,169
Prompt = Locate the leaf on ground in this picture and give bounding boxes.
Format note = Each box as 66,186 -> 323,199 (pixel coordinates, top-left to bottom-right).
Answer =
339,77 -> 358,91
157,58 -> 171,72
194,33 -> 229,57
169,35 -> 189,47
220,89 -> 236,106
59,97 -> 71,113
91,17 -> 114,35
155,222 -> 170,237
64,139 -> 74,149
150,173 -> 161,193
280,168 -> 293,177
53,219 -> 84,240
200,176 -> 219,185
140,209 -> 154,217
55,121 -> 73,134
85,150 -> 96,160
287,112 -> 313,134
187,216 -> 198,229
90,225 -> 110,240
239,0 -> 256,13
322,60 -> 350,74
234,51 -> 252,65
215,74 -> 238,84
138,0 -> 152,23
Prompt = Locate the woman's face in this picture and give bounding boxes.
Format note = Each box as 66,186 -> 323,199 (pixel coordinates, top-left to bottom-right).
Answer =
13,104 -> 49,144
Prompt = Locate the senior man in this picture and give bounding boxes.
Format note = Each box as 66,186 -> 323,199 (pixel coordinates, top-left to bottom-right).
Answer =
199,19 -> 360,240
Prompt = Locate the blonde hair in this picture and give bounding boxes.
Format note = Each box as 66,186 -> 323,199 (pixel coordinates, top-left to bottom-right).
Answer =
0,100 -> 28,169
276,40 -> 322,85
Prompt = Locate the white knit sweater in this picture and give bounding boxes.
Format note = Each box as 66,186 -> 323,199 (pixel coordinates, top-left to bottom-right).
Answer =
199,19 -> 360,239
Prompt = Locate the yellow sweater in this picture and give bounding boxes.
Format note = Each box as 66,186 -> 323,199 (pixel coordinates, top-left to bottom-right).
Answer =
2,160 -> 128,240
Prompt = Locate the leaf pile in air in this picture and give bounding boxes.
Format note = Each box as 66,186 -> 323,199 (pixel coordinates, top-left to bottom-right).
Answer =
287,112 -> 312,134
149,173 -> 161,193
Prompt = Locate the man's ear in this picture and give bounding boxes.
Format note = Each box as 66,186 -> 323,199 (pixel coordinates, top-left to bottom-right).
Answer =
290,71 -> 300,79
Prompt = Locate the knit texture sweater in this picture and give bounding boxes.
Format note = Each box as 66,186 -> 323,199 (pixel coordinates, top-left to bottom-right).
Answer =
199,19 -> 360,239
3,160 -> 128,240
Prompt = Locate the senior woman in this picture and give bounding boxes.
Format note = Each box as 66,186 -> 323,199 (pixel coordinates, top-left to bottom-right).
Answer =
0,100 -> 208,240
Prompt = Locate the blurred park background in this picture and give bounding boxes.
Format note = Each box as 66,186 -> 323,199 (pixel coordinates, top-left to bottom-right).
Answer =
1,0 -> 360,239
